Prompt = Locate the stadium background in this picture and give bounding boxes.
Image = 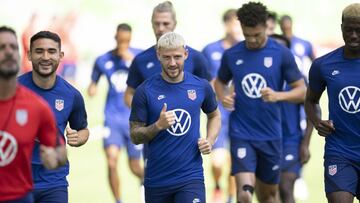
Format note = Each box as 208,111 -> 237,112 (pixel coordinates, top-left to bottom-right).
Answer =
1,0 -> 358,202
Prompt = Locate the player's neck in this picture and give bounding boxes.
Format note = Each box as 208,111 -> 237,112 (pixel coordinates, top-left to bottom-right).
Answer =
161,71 -> 184,83
32,72 -> 56,89
344,48 -> 360,59
223,35 -> 240,49
0,77 -> 17,100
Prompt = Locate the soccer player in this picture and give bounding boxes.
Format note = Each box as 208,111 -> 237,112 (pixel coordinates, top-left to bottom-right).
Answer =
214,2 -> 306,203
305,3 -> 360,203
18,31 -> 89,203
87,23 -> 143,203
0,26 -> 66,203
270,34 -> 314,203
280,14 -> 315,78
124,1 -> 211,107
129,32 -> 221,203
202,8 -> 242,203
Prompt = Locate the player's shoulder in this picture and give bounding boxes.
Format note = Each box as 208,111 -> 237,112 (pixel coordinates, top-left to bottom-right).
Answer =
129,47 -> 143,55
313,47 -> 343,66
133,46 -> 156,61
56,76 -> 83,97
96,50 -> 113,61
185,72 -> 210,87
202,40 -> 222,52
17,71 -> 32,84
17,84 -> 51,111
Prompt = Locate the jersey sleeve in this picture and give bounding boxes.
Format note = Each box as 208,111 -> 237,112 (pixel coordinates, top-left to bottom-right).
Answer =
68,90 -> 88,130
192,50 -> 212,81
217,51 -> 233,84
90,58 -> 102,83
281,48 -> 303,84
129,84 -> 148,123
37,101 -> 57,147
201,80 -> 218,114
126,57 -> 144,89
308,59 -> 326,93
202,46 -> 218,79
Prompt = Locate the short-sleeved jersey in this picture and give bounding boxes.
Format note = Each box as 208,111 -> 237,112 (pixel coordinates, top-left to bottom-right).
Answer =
18,72 -> 88,189
130,72 -> 217,187
202,40 -> 225,78
291,36 -> 314,81
218,38 -> 302,140
126,46 -> 212,89
308,47 -> 360,161
0,85 -> 57,201
91,48 -> 142,121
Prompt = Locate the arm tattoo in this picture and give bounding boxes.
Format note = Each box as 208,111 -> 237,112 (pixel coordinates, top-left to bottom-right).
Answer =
130,121 -> 161,144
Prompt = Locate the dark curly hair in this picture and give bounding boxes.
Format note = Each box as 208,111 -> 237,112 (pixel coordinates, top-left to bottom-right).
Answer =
30,31 -> 61,50
237,2 -> 268,27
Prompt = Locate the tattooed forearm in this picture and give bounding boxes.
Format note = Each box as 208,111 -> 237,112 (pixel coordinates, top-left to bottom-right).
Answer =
130,121 -> 161,144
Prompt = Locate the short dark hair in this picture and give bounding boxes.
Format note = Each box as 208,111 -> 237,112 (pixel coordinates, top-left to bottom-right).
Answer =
267,11 -> 277,22
0,26 -> 16,36
237,2 -> 268,27
30,31 -> 61,50
270,34 -> 291,48
117,23 -> 132,32
223,9 -> 237,23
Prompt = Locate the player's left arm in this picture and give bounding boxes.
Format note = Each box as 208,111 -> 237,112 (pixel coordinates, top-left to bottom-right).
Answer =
198,108 -> 221,155
261,79 -> 306,103
67,90 -> 89,147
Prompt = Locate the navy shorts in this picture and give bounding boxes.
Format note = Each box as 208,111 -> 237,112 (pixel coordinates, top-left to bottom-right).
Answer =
103,120 -> 142,159
281,143 -> 301,177
230,138 -> 282,184
324,155 -> 360,199
33,187 -> 68,203
145,180 -> 205,203
0,192 -> 33,203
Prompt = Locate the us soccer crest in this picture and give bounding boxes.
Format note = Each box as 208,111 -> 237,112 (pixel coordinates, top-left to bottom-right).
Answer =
328,165 -> 337,176
55,99 -> 64,111
264,57 -> 273,68
16,109 -> 28,126
237,148 -> 246,159
187,90 -> 197,100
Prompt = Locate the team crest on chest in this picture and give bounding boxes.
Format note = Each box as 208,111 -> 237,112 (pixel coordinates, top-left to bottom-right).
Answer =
16,109 -> 28,126
264,57 -> 273,68
55,99 -> 64,111
187,90 -> 197,100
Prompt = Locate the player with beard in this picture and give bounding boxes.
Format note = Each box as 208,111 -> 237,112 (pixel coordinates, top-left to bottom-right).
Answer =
18,31 -> 89,203
130,32 -> 220,203
0,26 -> 66,203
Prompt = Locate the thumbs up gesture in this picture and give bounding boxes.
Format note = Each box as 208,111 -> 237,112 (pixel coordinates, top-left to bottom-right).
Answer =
155,103 -> 176,130
65,127 -> 81,147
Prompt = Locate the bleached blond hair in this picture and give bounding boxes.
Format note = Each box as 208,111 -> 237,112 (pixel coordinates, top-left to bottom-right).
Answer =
342,3 -> 360,21
156,32 -> 186,50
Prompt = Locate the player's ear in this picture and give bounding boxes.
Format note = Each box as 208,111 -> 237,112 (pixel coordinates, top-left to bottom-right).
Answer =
183,47 -> 189,60
60,51 -> 65,59
27,51 -> 31,61
156,49 -> 161,61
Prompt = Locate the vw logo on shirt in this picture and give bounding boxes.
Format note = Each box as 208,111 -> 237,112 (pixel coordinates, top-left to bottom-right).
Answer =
241,73 -> 267,98
166,109 -> 191,136
339,86 -> 360,114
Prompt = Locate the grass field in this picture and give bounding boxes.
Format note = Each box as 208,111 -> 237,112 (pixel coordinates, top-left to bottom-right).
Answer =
66,81 -> 329,203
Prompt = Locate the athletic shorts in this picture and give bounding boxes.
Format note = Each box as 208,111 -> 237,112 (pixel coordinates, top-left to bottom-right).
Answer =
324,155 -> 360,199
33,187 -> 68,203
230,138 -> 282,184
103,120 -> 142,159
281,143 -> 301,177
145,180 -> 205,203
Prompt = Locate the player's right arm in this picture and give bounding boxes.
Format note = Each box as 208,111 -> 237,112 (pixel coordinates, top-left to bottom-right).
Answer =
87,58 -> 102,97
125,57 -> 143,108
130,103 -> 175,144
304,59 -> 335,137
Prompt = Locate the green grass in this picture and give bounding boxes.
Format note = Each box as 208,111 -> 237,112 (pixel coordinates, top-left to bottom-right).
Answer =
68,84 -> 328,203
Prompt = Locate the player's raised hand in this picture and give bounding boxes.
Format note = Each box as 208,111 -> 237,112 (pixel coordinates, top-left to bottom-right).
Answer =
315,120 -> 335,137
155,103 -> 176,130
65,127 -> 81,147
261,87 -> 278,102
222,92 -> 235,111
198,138 -> 212,155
